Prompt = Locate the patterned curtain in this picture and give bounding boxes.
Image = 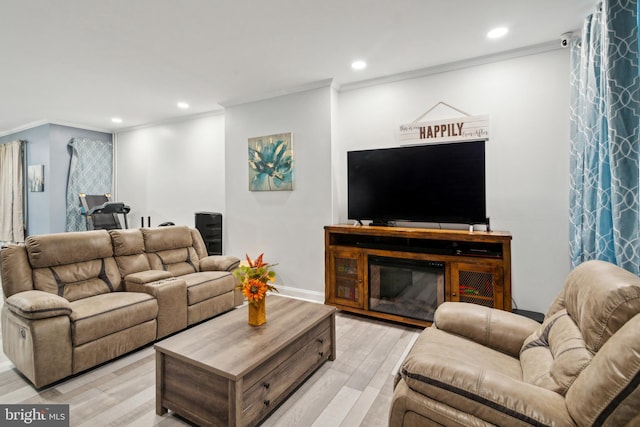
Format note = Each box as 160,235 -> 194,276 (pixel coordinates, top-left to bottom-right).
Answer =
569,0 -> 640,274
66,138 -> 113,231
0,140 -> 25,243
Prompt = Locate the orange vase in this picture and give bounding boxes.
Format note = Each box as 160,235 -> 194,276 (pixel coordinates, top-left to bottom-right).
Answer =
248,297 -> 266,326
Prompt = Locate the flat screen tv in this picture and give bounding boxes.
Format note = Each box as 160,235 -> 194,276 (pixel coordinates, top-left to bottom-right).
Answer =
348,141 -> 486,225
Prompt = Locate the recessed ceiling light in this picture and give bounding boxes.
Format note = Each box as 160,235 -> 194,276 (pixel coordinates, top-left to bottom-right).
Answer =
487,27 -> 508,39
111,117 -> 123,123
351,60 -> 367,70
177,102 -> 190,109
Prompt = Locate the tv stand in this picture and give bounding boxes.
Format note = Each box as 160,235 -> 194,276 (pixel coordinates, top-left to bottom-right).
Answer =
370,219 -> 392,227
324,224 -> 512,327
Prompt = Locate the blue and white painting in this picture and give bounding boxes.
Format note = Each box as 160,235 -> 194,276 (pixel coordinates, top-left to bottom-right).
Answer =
248,133 -> 294,191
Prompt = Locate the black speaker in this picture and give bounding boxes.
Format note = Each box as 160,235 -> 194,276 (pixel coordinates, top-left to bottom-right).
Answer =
195,212 -> 222,255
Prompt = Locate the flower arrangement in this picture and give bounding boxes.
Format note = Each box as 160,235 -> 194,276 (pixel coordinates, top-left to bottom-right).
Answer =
233,253 -> 278,306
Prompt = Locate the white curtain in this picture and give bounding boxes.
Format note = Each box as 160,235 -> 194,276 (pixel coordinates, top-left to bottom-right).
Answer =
0,140 -> 25,243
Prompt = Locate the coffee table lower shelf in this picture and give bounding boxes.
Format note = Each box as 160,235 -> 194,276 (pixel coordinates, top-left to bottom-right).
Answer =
155,296 -> 336,427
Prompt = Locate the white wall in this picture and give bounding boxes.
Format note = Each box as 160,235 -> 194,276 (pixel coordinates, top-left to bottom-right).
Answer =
336,49 -> 572,313
115,113 -> 226,232
113,48 -> 572,313
225,85 -> 333,301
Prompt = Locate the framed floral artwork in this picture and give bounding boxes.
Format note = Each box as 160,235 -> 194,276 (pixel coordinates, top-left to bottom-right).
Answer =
248,132 -> 294,191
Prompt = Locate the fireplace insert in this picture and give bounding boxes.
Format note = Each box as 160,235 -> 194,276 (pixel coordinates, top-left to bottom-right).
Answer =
368,256 -> 445,322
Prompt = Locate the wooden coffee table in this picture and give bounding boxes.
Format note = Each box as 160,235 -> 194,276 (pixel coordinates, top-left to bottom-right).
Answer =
155,295 -> 336,427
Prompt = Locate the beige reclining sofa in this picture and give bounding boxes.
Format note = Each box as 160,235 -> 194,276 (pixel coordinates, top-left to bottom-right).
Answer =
390,260 -> 640,426
0,225 -> 241,388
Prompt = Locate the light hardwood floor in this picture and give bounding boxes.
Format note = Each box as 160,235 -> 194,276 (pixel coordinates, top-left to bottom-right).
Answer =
0,303 -> 421,426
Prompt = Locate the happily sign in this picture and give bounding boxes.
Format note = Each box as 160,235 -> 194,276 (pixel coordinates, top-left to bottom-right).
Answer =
400,115 -> 489,144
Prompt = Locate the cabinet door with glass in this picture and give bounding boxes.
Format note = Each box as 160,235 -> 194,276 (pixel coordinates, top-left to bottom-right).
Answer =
327,249 -> 364,309
450,262 -> 504,309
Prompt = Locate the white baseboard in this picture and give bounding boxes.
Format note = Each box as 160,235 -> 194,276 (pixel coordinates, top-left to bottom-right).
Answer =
270,285 -> 324,304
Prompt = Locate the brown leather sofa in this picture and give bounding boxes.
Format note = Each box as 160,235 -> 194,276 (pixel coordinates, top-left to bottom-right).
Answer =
0,225 -> 241,388
390,260 -> 640,426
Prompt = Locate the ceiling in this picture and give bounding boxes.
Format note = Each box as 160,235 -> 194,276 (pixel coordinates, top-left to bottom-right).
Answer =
1,0 -> 594,135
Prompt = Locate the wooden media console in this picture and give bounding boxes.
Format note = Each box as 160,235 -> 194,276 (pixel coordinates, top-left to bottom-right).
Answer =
324,224 -> 512,327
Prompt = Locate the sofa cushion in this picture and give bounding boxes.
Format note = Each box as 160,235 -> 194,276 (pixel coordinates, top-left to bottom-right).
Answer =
182,271 -> 236,305
70,292 -> 158,346
148,248 -> 200,275
110,229 -> 145,256
114,252 -> 152,279
142,226 -> 193,252
26,230 -> 113,268
520,309 -> 592,395
32,258 -> 122,301
547,260 -> 640,353
110,229 -> 151,278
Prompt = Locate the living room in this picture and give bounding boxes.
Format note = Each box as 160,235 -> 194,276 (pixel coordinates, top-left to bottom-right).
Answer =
1,1 -> 639,426
1,4 -> 588,315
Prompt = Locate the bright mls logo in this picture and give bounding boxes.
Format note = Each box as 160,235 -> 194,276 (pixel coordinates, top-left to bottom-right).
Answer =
1,405 -> 69,426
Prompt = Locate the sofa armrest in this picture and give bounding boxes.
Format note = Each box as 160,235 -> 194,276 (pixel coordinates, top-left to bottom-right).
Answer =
199,255 -> 241,272
434,302 -> 540,357
5,290 -> 71,320
124,277 -> 187,338
124,270 -> 173,288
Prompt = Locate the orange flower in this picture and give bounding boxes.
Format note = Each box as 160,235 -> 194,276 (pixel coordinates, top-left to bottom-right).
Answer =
243,278 -> 269,304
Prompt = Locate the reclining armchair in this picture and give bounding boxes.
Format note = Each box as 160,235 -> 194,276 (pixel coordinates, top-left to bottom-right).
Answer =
390,260 -> 640,426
